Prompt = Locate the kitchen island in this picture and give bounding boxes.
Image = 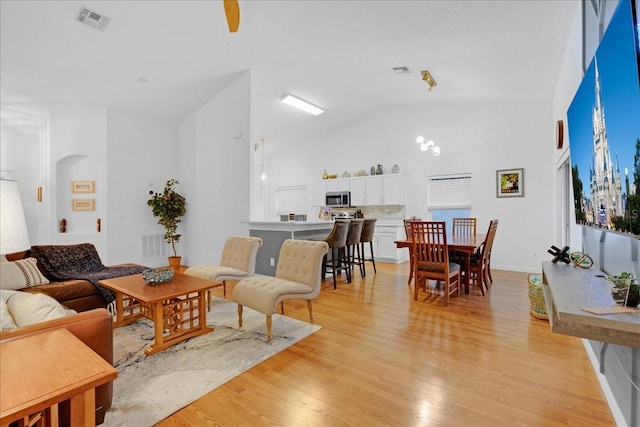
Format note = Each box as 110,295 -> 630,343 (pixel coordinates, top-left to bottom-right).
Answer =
248,221 -> 334,275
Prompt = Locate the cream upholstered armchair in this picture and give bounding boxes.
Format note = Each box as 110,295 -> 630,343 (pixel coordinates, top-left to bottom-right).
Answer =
232,239 -> 328,342
184,236 -> 263,310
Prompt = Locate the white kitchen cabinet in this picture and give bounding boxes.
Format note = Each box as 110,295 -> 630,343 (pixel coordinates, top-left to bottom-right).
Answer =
350,176 -> 366,206
366,175 -> 383,205
311,174 -> 403,207
373,223 -> 408,263
312,180 -> 326,206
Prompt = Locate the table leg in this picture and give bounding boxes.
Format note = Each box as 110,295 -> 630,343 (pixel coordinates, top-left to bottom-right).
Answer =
69,389 -> 94,426
464,251 -> 471,294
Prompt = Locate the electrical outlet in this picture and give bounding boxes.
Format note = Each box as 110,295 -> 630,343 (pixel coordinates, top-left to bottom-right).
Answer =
532,251 -> 538,258
270,257 -> 275,267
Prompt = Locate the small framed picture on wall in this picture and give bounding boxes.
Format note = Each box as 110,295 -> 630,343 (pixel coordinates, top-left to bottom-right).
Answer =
496,168 -> 524,198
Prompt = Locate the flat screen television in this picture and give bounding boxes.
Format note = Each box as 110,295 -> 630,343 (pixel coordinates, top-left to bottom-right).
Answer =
567,0 -> 640,235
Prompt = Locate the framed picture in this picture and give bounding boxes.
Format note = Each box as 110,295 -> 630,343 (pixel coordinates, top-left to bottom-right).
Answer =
71,180 -> 95,194
71,198 -> 95,211
496,168 -> 524,198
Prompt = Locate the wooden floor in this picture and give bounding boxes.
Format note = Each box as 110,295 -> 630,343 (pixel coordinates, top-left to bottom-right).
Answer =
156,262 -> 614,426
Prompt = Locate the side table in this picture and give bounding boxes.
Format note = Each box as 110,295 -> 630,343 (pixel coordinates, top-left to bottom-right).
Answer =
0,328 -> 117,426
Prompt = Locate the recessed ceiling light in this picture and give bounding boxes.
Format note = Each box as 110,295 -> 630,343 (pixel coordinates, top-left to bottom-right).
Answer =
280,94 -> 324,116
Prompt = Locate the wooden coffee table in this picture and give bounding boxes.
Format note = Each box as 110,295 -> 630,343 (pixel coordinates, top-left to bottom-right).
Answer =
99,273 -> 215,356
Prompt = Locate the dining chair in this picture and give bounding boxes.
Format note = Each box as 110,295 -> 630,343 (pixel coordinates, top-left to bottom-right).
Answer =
321,220 -> 351,288
403,219 -> 415,285
450,217 -> 477,272
411,221 -> 461,305
452,217 -> 477,236
469,219 -> 498,293
345,219 -> 365,279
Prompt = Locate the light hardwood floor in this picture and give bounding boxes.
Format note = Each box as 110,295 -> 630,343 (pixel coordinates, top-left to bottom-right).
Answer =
156,262 -> 614,426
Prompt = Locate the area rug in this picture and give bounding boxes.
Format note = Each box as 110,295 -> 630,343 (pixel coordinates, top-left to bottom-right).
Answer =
103,297 -> 321,427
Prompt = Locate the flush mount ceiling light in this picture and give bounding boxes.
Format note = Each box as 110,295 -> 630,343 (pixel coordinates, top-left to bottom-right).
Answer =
416,135 -> 440,156
421,70 -> 437,91
280,94 -> 324,116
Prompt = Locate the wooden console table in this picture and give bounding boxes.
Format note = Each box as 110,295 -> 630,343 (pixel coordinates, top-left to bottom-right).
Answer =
0,328 -> 117,427
541,261 -> 640,348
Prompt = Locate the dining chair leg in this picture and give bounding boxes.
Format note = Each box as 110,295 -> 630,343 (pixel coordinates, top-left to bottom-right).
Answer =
407,247 -> 414,285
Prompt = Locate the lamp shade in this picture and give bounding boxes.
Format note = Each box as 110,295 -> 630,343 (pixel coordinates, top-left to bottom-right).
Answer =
0,179 -> 31,254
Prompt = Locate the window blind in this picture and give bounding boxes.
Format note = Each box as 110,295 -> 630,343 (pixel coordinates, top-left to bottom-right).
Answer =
428,174 -> 472,209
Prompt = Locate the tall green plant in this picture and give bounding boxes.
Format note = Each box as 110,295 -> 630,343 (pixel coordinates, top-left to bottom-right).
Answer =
147,179 -> 186,257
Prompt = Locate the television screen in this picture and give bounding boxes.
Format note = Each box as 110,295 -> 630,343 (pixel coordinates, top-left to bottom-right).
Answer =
568,0 -> 640,235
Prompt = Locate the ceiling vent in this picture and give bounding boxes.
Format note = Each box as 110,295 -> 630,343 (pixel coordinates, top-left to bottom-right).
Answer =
392,66 -> 410,74
76,6 -> 110,31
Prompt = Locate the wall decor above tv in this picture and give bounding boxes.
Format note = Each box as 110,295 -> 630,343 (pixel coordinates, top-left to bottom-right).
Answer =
568,0 -> 640,236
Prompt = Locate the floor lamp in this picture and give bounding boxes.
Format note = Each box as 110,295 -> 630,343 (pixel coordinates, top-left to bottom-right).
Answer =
0,179 -> 31,255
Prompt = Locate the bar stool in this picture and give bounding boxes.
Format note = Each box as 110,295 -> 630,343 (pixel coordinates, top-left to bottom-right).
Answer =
357,218 -> 377,277
322,220 -> 351,288
345,219 -> 365,279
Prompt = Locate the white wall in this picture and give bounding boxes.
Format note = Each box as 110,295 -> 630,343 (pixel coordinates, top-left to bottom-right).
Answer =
48,105 -> 108,256
263,101 -> 555,272
106,110 -> 179,265
177,71 -> 251,266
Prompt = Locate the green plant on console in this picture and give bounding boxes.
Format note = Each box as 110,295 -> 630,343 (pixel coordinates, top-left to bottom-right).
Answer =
147,179 -> 186,257
606,272 -> 639,291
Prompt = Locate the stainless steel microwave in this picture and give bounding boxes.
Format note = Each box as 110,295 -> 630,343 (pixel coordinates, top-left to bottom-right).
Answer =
326,191 -> 351,207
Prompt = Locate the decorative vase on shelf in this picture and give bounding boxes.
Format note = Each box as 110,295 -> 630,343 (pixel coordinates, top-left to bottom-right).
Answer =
376,164 -> 383,175
370,166 -> 376,175
342,171 -> 350,178
322,169 -> 329,179
392,164 -> 400,173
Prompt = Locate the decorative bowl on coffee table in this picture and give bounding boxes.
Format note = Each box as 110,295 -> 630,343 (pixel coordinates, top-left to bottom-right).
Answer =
142,267 -> 174,284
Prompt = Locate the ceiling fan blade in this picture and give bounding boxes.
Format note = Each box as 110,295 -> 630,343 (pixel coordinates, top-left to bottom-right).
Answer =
223,0 -> 240,33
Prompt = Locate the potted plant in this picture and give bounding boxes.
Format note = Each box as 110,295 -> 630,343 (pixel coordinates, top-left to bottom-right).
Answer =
147,179 -> 186,269
606,272 -> 640,307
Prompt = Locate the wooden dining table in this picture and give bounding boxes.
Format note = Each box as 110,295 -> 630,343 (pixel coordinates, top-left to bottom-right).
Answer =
395,233 -> 486,294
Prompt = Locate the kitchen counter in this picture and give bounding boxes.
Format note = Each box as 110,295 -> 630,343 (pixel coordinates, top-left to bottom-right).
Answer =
248,221 -> 334,275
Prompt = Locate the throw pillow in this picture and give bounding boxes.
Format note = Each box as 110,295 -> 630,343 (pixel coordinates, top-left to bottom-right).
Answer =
6,291 -> 68,327
0,258 -> 49,290
0,297 -> 17,330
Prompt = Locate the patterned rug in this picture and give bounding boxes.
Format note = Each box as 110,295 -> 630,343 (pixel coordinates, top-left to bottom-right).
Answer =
103,297 -> 321,427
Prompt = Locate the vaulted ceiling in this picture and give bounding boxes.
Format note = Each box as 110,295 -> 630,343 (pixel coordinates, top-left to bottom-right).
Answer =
0,0 -> 577,144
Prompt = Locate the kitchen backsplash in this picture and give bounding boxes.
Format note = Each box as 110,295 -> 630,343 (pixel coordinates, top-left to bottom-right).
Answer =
359,205 -> 405,220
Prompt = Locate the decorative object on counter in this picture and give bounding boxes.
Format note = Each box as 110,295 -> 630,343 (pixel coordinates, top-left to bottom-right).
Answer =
142,267 -> 174,285
342,171 -> 350,178
392,164 -> 400,173
569,251 -> 593,268
147,178 -> 187,269
322,169 -> 328,179
318,206 -> 332,220
328,174 -> 337,179
370,166 -> 376,175
60,218 -> 67,233
547,245 -> 570,264
606,273 -> 640,307
416,136 -> 441,156
376,164 -> 383,175
354,169 -> 367,177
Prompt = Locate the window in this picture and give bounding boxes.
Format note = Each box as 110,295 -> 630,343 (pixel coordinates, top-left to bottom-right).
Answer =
428,174 -> 472,231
